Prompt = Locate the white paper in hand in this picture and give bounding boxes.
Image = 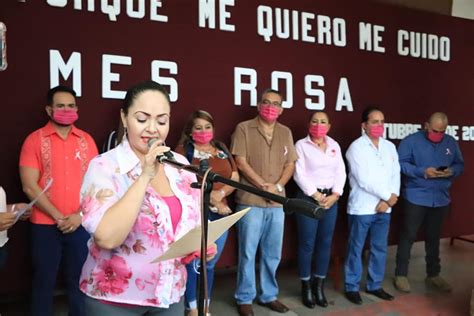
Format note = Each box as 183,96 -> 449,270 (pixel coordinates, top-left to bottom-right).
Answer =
14,178 -> 53,222
152,207 -> 250,263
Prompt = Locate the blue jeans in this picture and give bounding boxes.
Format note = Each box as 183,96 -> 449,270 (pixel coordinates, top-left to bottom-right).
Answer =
344,213 -> 390,292
234,205 -> 284,304
185,212 -> 229,309
296,192 -> 338,279
31,224 -> 90,316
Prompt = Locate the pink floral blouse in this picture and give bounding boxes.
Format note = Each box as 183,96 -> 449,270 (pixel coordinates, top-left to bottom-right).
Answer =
79,139 -> 201,308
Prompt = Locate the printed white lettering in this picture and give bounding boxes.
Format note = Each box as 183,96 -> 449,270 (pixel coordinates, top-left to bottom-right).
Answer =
256,6 -> 346,47
397,29 -> 450,62
102,54 -> 132,99
271,71 -> 293,108
335,78 -> 353,112
151,60 -> 178,102
49,50 -> 82,96
304,75 -> 325,110
234,67 -> 258,106
359,22 -> 385,53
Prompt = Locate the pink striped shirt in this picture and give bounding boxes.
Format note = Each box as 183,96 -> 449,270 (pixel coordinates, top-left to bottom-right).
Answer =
293,135 -> 346,197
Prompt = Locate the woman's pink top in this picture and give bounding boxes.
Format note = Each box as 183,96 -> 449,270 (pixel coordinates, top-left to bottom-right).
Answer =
79,139 -> 201,308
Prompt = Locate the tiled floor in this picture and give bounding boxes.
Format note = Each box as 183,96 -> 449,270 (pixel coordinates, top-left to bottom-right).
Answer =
208,237 -> 474,316
1,237 -> 473,315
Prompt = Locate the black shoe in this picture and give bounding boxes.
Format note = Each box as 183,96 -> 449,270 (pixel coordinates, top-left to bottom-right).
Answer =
366,288 -> 394,301
345,291 -> 363,305
301,280 -> 315,308
312,277 -> 328,307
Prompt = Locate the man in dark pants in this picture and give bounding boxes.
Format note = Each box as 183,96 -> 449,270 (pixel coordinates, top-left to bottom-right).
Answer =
19,86 -> 98,316
394,112 -> 464,293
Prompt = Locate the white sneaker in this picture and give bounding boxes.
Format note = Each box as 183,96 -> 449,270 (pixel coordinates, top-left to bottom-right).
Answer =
426,276 -> 452,292
394,276 -> 411,293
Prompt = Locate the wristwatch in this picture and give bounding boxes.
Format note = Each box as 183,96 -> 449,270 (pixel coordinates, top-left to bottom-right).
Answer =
275,183 -> 284,193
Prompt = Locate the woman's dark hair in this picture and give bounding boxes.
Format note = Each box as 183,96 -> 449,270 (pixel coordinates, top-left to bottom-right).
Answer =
361,106 -> 382,123
178,110 -> 215,146
122,80 -> 170,115
308,111 -> 330,123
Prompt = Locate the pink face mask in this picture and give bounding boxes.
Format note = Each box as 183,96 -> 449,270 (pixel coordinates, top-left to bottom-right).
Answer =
192,130 -> 214,145
368,124 -> 384,138
52,109 -> 78,125
259,105 -> 280,122
427,131 -> 444,143
309,124 -> 328,139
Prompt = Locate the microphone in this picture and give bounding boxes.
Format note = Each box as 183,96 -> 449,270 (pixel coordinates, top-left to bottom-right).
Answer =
283,198 -> 325,219
159,151 -> 176,163
147,138 -> 176,163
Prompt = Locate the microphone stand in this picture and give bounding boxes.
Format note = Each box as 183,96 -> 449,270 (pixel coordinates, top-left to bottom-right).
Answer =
158,156 -> 324,316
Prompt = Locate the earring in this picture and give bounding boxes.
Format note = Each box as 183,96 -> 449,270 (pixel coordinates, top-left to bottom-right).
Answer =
122,127 -> 128,141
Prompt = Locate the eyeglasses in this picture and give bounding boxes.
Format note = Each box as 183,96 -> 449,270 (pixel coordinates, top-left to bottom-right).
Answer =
261,99 -> 282,107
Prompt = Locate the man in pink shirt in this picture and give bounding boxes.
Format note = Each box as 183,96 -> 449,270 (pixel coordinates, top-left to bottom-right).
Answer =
19,86 -> 98,316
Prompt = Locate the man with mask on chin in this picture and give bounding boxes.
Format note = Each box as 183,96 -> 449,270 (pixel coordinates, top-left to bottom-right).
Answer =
231,89 -> 297,316
393,112 -> 464,294
19,86 -> 98,316
344,106 -> 400,305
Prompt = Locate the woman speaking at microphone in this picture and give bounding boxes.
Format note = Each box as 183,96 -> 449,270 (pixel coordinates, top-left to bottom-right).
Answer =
79,81 -> 212,315
293,111 -> 346,309
175,110 -> 239,316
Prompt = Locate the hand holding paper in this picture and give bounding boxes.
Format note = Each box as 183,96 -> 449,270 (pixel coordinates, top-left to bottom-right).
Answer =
152,207 -> 250,263
0,212 -> 16,231
14,178 -> 53,222
9,203 -> 31,221
180,243 -> 217,265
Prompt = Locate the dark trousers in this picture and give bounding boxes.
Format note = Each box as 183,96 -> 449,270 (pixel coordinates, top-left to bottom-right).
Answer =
296,191 -> 338,279
0,245 -> 7,270
31,224 -> 90,316
395,199 -> 449,277
85,295 -> 184,316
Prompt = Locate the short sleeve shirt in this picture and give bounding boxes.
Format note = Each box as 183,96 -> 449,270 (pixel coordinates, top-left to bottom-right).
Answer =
230,117 -> 297,207
79,139 -> 201,308
19,122 -> 98,224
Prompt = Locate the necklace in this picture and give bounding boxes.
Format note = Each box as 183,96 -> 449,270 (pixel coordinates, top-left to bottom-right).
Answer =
258,120 -> 274,139
195,149 -> 213,160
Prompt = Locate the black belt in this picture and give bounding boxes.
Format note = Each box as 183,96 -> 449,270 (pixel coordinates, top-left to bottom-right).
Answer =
317,188 -> 332,196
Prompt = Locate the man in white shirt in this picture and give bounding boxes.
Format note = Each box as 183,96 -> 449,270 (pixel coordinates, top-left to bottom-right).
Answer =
344,106 -> 400,305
